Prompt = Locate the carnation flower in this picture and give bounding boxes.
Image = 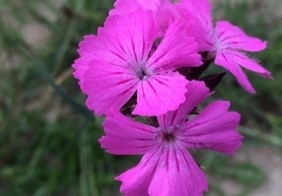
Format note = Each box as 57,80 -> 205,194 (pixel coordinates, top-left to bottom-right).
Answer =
100,81 -> 243,195
179,0 -> 272,93
73,10 -> 201,116
213,21 -> 272,93
111,0 -> 272,93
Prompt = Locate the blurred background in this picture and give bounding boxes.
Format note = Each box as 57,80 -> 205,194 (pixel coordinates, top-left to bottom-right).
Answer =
0,0 -> 281,195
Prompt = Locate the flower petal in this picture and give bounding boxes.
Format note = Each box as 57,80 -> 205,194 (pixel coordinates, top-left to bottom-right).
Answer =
81,60 -> 138,116
110,0 -> 162,16
148,147 -> 208,196
179,0 -> 214,51
110,0 -> 143,16
104,10 -> 159,65
215,21 -> 267,52
157,80 -> 210,129
227,50 -> 272,79
116,148 -> 162,196
73,30 -> 131,85
215,49 -> 256,93
182,101 -> 243,154
100,111 -> 157,155
116,146 -> 207,196
72,35 -> 100,83
147,21 -> 202,71
133,72 -> 188,116
181,0 -> 212,31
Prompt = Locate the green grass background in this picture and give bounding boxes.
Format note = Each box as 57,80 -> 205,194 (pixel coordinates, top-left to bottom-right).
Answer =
0,0 -> 281,195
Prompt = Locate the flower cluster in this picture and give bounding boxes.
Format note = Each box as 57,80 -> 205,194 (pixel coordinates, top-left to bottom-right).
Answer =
72,0 -> 272,195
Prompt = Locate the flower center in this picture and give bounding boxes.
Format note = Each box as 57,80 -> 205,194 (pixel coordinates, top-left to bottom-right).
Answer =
154,125 -> 181,145
136,67 -> 148,80
162,132 -> 176,143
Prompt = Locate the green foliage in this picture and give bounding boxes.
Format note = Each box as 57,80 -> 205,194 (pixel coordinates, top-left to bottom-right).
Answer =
0,0 -> 281,195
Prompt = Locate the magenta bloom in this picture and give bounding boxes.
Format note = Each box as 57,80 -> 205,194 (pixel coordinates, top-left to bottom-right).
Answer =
100,81 -> 243,196
73,10 -> 201,116
213,21 -> 272,93
179,0 -> 272,93
111,0 -> 272,93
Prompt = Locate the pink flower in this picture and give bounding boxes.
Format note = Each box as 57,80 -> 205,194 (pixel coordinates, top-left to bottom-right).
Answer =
73,10 -> 201,116
100,81 -> 243,196
213,21 -> 272,93
111,0 -> 272,93
179,0 -> 272,93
